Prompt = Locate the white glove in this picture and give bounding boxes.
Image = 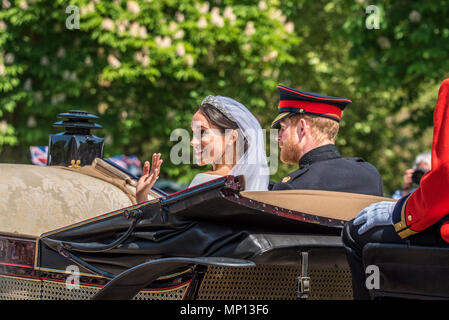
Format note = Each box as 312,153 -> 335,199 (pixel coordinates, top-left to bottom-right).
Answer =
353,201 -> 396,235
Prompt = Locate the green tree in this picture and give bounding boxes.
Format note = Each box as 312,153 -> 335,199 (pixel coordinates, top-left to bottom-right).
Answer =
0,0 -> 300,184
340,0 -> 449,192
1,0 -> 448,195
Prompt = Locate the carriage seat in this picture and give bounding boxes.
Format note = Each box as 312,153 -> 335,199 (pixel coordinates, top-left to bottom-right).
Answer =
363,243 -> 449,299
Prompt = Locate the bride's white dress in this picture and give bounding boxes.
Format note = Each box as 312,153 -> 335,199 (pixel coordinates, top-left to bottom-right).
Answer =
188,173 -> 222,188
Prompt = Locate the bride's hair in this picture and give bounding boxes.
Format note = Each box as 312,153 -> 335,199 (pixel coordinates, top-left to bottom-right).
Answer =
197,103 -> 248,153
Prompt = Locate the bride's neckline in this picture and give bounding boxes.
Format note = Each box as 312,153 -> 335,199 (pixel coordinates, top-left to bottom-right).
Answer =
196,172 -> 222,177
203,167 -> 232,176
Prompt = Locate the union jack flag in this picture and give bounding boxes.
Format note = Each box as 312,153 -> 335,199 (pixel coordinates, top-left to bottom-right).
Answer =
106,155 -> 142,176
29,145 -> 143,176
30,146 -> 48,166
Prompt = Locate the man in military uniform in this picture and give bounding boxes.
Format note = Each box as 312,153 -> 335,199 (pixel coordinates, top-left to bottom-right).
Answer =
269,85 -> 383,197
342,78 -> 449,299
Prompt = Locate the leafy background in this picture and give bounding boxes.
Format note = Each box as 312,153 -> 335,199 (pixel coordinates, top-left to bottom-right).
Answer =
1,0 -> 448,194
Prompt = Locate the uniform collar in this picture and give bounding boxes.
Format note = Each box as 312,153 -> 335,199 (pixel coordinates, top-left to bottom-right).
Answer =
299,144 -> 341,167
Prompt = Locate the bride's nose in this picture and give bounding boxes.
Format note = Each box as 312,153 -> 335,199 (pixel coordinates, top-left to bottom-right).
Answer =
190,135 -> 199,147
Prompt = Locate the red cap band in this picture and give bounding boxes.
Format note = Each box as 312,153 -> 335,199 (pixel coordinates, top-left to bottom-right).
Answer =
279,100 -> 342,120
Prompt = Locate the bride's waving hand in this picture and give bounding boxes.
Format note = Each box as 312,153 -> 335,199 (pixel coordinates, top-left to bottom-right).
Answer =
136,153 -> 163,203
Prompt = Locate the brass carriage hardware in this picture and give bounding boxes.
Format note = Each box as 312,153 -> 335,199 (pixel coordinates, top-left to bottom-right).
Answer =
300,276 -> 311,294
70,159 -> 81,168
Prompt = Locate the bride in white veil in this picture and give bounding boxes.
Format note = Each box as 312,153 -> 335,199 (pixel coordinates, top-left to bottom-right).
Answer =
188,95 -> 269,191
136,95 -> 269,202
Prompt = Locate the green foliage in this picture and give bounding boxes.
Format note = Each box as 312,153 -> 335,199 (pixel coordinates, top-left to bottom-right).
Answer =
0,0 -> 300,185
1,0 -> 448,194
339,0 -> 449,192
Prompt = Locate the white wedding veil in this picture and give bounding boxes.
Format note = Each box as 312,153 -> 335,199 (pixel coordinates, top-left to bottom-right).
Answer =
202,95 -> 269,191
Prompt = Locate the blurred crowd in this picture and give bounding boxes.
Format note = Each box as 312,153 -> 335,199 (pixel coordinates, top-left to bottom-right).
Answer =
391,152 -> 431,200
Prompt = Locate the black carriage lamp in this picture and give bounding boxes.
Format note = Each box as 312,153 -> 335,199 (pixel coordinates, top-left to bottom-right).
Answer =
47,110 -> 104,167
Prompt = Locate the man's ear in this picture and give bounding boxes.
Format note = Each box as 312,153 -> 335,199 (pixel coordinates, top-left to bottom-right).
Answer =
296,118 -> 307,139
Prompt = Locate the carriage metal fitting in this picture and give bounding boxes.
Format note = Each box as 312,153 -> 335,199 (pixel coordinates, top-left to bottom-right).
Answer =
296,251 -> 310,300
123,208 -> 143,220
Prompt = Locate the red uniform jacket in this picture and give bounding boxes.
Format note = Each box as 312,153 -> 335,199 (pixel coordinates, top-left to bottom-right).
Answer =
392,79 -> 449,239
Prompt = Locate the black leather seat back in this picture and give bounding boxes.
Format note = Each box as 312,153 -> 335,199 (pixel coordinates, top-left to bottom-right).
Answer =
363,243 -> 449,299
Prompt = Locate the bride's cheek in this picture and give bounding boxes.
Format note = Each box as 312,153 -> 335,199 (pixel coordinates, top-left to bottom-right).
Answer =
202,135 -> 211,144
197,137 -> 209,160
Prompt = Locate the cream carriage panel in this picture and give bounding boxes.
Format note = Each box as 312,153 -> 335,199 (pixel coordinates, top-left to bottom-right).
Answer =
0,164 -> 137,237
242,190 -> 395,221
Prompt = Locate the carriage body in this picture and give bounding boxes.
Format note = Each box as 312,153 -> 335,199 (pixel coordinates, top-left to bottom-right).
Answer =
0,161 -> 394,300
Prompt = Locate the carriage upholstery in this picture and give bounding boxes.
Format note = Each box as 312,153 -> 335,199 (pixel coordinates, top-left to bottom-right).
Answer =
1,167 -> 399,300
363,243 -> 449,299
0,162 -> 162,237
234,190 -> 392,222
35,176 -> 395,292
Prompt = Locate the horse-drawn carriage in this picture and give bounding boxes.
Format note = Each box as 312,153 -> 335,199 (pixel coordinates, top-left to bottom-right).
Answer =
1,161 -> 387,300
1,110 -> 446,300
